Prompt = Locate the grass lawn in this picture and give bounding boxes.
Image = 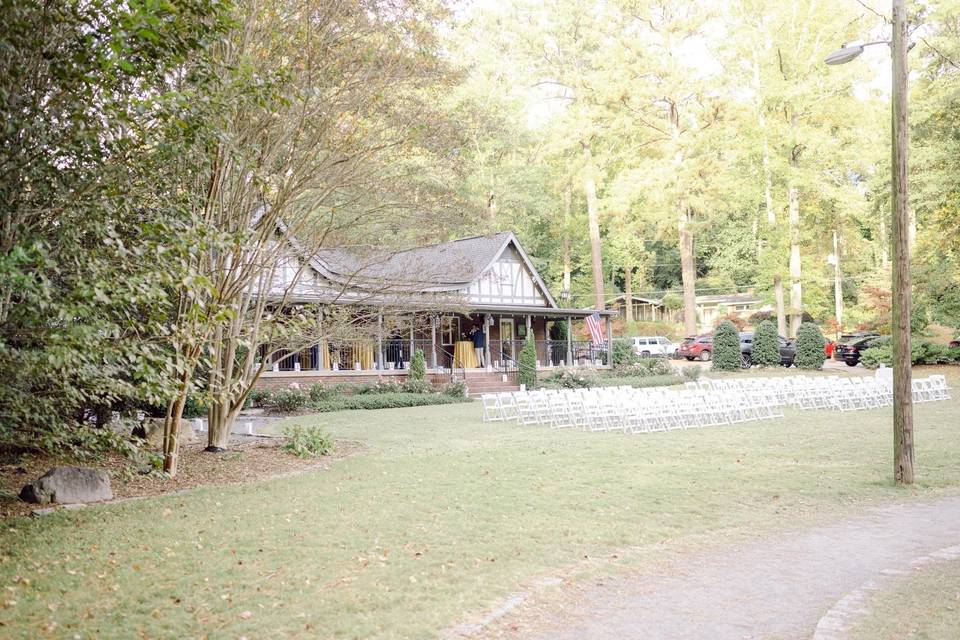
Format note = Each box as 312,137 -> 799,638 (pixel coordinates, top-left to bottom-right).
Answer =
1,367 -> 958,639
850,557 -> 960,639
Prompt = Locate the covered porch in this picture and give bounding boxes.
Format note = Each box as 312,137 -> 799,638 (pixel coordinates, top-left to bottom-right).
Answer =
260,307 -> 614,379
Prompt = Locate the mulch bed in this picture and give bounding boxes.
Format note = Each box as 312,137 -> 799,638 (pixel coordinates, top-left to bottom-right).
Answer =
0,437 -> 363,521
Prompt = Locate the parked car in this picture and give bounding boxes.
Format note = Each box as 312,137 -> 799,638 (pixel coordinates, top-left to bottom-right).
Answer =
834,332 -> 882,366
678,335 -> 713,361
738,332 -> 796,368
631,336 -> 675,358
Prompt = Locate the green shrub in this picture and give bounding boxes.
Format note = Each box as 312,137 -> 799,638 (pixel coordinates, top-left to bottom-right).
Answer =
282,424 -> 334,458
355,380 -> 404,394
679,366 -> 702,382
442,379 -> 468,398
612,358 -> 674,377
860,345 -> 892,369
612,339 -> 639,366
401,379 -> 435,394
518,338 -> 537,389
308,384 -> 336,402
711,320 -> 741,371
795,322 -> 827,370
310,392 -> 467,413
542,368 -> 596,388
249,388 -> 274,407
751,320 -> 780,367
409,348 -> 426,381
273,388 -> 308,412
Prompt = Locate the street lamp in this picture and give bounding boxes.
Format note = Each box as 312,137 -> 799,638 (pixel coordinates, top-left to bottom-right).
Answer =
824,0 -> 913,484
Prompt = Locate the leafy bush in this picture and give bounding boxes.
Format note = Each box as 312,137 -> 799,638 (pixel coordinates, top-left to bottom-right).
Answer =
749,310 -> 772,325
401,379 -> 436,394
542,369 -> 597,389
308,384 -> 336,402
273,389 -> 309,412
795,322 -> 827,370
518,338 -> 537,389
442,379 -> 468,398
711,320 -> 741,371
751,320 -> 781,367
679,366 -> 702,382
612,339 -> 639,366
282,424 -> 334,458
409,348 -> 426,381
717,313 -> 747,330
355,380 -> 404,394
310,392 -> 467,413
181,393 -> 208,419
613,358 -> 674,377
249,388 -> 274,407
860,345 -> 892,369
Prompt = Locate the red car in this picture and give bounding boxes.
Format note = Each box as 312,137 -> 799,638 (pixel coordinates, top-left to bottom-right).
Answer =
678,335 -> 714,361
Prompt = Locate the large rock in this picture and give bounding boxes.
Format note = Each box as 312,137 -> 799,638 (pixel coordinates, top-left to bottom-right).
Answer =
132,417 -> 197,449
19,466 -> 113,505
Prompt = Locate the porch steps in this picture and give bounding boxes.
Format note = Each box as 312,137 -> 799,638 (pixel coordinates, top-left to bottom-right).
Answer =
462,370 -> 520,397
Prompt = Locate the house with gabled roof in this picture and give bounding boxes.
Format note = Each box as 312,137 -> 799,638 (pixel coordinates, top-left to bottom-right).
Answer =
259,231 -> 613,391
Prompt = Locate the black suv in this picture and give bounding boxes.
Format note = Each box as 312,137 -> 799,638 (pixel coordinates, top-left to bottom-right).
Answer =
834,332 -> 881,367
739,332 -> 796,368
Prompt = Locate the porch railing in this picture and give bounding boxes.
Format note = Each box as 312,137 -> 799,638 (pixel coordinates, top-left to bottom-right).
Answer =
488,340 -> 608,369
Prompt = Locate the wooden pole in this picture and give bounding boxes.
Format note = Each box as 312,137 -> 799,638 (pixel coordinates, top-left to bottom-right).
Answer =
377,311 -> 384,370
774,274 -> 786,337
833,229 -> 843,338
566,316 -> 573,366
891,0 -> 913,484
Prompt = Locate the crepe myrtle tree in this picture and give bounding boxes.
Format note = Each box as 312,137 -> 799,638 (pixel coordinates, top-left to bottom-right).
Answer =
711,320 -> 742,371
751,319 -> 781,367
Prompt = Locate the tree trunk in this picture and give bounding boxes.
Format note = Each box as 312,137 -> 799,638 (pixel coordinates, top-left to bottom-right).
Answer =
879,208 -> 889,268
624,267 -> 633,323
788,184 -> 802,338
678,201 -> 697,336
892,0 -> 913,485
562,182 -> 572,295
582,142 -> 605,310
833,229 -> 843,337
774,274 -> 786,336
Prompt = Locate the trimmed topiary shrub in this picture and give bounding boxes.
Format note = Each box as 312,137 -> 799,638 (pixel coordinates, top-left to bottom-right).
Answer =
795,322 -> 827,369
409,348 -> 426,381
518,338 -> 537,389
751,319 -> 781,367
711,320 -> 741,371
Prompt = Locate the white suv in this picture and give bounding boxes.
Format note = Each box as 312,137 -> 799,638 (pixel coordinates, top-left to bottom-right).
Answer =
631,336 -> 675,358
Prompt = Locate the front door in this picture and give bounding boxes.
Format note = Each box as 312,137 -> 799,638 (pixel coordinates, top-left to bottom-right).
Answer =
500,318 -> 515,362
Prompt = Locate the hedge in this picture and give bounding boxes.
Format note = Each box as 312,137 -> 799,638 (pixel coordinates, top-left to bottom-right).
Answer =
752,319 -> 781,367
795,322 -> 827,370
309,392 -> 468,413
518,338 -> 537,388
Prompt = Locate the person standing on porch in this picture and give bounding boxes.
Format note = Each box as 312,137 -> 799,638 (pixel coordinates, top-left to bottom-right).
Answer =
469,324 -> 485,368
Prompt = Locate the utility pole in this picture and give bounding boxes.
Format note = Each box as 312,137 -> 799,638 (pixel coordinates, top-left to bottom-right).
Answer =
891,0 -> 913,484
833,229 -> 843,338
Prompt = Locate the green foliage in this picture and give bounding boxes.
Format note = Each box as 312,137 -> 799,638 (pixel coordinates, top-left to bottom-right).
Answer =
273,389 -> 309,413
711,321 -> 741,371
795,322 -> 828,370
612,339 -> 639,366
310,393 -> 467,413
613,358 -> 675,377
308,384 -> 335,403
442,379 -> 468,398
752,320 -> 781,367
542,369 -> 597,388
661,293 -> 684,311
282,424 -> 334,458
679,366 -> 702,382
401,379 -> 436,394
862,340 -> 960,369
548,320 -> 568,341
409,349 -> 426,381
518,338 -> 538,389
860,345 -> 892,369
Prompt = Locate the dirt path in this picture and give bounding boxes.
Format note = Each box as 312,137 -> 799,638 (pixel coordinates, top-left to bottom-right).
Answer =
471,495 -> 960,640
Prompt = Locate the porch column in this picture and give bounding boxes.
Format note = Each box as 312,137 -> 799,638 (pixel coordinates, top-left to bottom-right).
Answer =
377,311 -> 384,370
566,315 -> 573,367
317,305 -> 325,371
483,313 -> 491,371
605,315 -> 613,367
409,316 -> 415,367
430,316 -> 437,369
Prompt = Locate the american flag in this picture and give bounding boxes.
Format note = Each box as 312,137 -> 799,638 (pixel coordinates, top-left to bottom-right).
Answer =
585,311 -> 605,345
